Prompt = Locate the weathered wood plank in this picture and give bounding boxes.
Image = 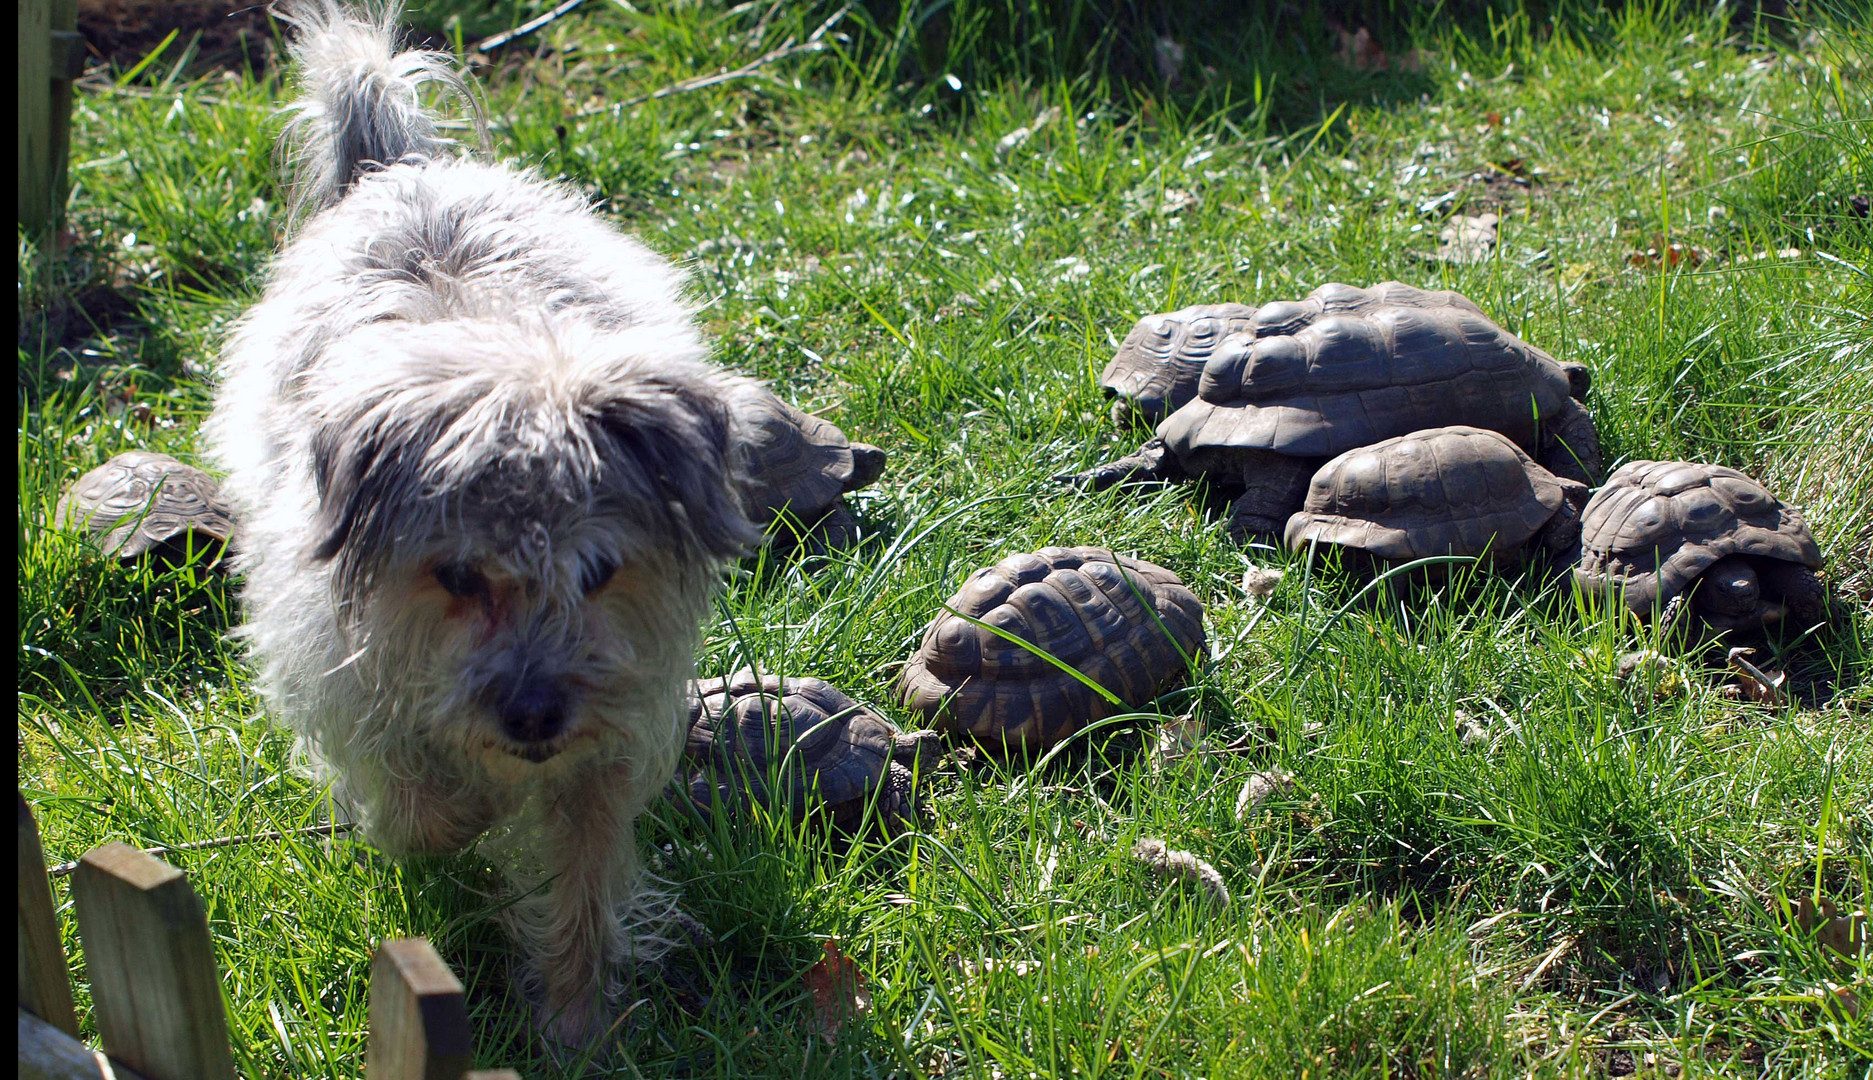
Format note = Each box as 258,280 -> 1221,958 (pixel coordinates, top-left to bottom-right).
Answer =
19,1006 -> 154,1080
70,842 -> 236,1080
18,794 -> 78,1036
366,938 -> 473,1080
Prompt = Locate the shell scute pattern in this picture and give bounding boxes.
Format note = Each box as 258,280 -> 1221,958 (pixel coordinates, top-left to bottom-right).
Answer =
1100,303 -> 1257,424
1162,282 -> 1574,462
1575,460 -> 1821,615
1285,427 -> 1572,561
735,386 -> 886,547
57,451 -> 235,560
684,670 -> 933,827
897,547 -> 1206,748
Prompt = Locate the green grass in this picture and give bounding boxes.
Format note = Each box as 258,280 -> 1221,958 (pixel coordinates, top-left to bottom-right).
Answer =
18,1 -> 1873,1076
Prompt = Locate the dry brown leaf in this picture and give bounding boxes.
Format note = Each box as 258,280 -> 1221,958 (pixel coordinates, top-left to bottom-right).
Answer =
1726,647 -> 1788,706
1425,213 -> 1498,264
804,939 -> 870,1045
1241,564 -> 1284,601
1797,895 -> 1870,959
1628,242 -> 1712,270
1336,26 -> 1387,71
1149,713 -> 1204,773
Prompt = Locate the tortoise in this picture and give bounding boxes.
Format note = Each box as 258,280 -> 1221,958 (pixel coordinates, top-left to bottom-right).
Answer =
736,386 -> 887,551
682,670 -> 940,832
896,547 -> 1206,750
1100,303 -> 1256,426
1574,460 -> 1826,633
1067,282 -> 1600,540
56,451 -> 234,564
1283,426 -> 1589,568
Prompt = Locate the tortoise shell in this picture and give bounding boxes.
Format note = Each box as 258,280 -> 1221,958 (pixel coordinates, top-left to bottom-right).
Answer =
1156,282 -> 1580,470
1574,460 -> 1821,616
896,547 -> 1206,749
56,451 -> 234,561
737,387 -> 886,535
1284,426 -> 1581,560
684,670 -> 937,829
1100,303 -> 1256,425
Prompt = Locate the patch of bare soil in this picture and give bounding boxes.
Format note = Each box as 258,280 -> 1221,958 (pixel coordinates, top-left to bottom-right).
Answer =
76,0 -> 278,76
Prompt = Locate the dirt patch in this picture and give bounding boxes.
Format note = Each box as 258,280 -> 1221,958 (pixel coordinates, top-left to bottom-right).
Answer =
77,0 -> 279,76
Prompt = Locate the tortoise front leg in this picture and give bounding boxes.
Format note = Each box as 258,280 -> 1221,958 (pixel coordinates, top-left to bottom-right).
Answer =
1059,436 -> 1188,492
1225,453 -> 1319,542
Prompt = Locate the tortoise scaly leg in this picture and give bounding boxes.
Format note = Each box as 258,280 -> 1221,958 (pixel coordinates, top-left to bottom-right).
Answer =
1059,437 -> 1187,492
1225,453 -> 1319,542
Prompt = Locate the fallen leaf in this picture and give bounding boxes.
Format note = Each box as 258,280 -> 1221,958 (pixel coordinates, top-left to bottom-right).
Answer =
1453,709 -> 1491,745
1424,213 -> 1498,264
1628,242 -> 1712,270
1234,768 -> 1296,823
1616,649 -> 1686,699
804,939 -> 870,1045
1485,110 -> 1503,127
1241,564 -> 1284,601
1336,26 -> 1388,71
1797,895 -> 1869,959
1829,984 -> 1861,1020
1727,647 -> 1787,706
1150,713 -> 1204,773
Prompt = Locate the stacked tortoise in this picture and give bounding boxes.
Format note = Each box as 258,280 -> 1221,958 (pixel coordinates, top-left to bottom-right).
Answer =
1100,303 -> 1256,426
897,547 -> 1206,750
683,670 -> 939,832
1574,460 -> 1825,633
1071,282 -> 1600,539
56,451 -> 234,564
736,385 -> 887,551
1284,426 -> 1588,568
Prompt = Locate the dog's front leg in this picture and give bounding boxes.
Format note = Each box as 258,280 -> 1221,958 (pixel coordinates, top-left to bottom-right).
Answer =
522,772 -> 652,1046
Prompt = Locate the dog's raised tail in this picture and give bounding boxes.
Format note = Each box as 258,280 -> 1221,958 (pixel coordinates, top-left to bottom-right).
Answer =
277,0 -> 485,217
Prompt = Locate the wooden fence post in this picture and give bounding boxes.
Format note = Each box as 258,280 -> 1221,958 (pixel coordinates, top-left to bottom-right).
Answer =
17,0 -> 84,236
366,938 -> 474,1080
18,794 -> 79,1036
70,843 -> 236,1080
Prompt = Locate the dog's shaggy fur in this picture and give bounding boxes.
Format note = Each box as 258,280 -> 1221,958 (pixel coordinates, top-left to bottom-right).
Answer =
205,0 -> 757,1042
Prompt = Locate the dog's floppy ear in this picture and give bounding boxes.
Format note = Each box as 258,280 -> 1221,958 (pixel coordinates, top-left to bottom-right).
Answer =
592,378 -> 758,562
309,406 -> 431,567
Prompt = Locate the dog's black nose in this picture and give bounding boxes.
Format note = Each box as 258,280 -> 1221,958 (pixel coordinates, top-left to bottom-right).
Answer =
497,678 -> 571,745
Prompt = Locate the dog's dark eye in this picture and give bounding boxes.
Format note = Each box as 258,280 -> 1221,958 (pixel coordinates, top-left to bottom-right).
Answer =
581,556 -> 618,593
434,562 -> 488,599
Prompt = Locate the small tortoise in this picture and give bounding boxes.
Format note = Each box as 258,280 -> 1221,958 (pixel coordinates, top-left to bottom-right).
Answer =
1069,282 -> 1599,539
1574,461 -> 1825,633
56,451 -> 234,564
1284,426 -> 1588,567
736,386 -> 887,550
1100,303 -> 1257,426
897,547 -> 1206,750
683,670 -> 940,832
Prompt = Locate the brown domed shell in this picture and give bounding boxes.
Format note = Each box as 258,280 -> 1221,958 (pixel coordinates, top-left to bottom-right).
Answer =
1284,426 -> 1576,560
1574,460 -> 1821,615
684,670 -> 927,818
1157,281 -> 1577,463
1099,303 -> 1256,424
737,387 -> 885,528
896,547 -> 1206,749
56,451 -> 233,561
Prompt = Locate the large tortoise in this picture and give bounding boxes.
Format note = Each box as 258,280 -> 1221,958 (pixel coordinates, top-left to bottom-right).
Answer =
1284,426 -> 1588,567
683,670 -> 940,832
1574,460 -> 1826,633
56,451 -> 234,564
897,547 -> 1206,750
736,386 -> 887,551
1100,303 -> 1256,426
1069,282 -> 1600,539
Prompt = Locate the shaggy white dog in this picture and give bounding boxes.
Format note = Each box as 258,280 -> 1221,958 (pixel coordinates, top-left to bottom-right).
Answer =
205,0 -> 755,1043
